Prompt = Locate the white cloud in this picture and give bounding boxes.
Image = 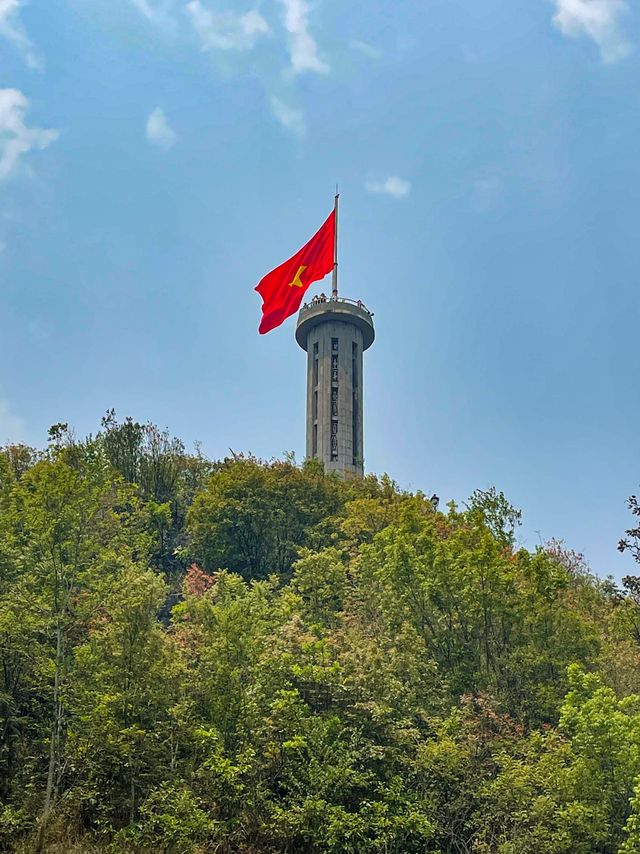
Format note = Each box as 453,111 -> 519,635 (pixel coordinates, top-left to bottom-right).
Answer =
552,0 -> 630,63
270,95 -> 305,136
278,0 -> 328,74
350,39 -> 381,60
0,0 -> 42,68
146,107 -> 177,150
0,397 -> 24,445
129,0 -> 175,25
0,89 -> 58,182
185,1 -> 269,51
365,175 -> 411,198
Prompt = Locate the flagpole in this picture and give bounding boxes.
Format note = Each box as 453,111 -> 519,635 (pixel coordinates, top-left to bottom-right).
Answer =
332,189 -> 339,298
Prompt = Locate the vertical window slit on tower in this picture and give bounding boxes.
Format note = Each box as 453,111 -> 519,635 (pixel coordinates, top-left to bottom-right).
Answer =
331,338 -> 339,461
331,419 -> 338,461
313,341 -> 318,387
352,342 -> 358,466
312,341 -> 319,459
352,391 -> 358,466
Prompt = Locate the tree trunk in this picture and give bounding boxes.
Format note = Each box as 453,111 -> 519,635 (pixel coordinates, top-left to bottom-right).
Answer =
37,620 -> 63,851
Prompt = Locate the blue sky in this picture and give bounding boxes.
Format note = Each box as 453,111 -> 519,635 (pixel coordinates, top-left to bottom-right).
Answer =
0,0 -> 638,579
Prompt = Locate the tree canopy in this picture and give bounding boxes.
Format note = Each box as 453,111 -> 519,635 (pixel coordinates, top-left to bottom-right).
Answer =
0,416 -> 638,853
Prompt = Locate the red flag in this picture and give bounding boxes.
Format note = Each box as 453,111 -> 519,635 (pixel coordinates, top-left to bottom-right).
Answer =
255,210 -> 335,334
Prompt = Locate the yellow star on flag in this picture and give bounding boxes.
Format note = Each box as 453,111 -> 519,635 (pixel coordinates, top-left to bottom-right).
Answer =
288,265 -> 307,288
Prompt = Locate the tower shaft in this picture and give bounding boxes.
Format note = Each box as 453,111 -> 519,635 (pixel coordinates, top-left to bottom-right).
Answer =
296,298 -> 374,477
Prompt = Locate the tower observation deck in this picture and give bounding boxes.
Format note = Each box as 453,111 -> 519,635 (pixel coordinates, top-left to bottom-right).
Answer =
296,297 -> 375,477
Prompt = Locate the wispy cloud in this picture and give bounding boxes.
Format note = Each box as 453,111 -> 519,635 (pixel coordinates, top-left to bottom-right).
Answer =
185,1 -> 269,51
129,0 -> 176,26
552,0 -> 630,63
350,39 -> 381,60
365,175 -> 411,198
146,107 -> 177,150
270,95 -> 305,136
120,0 -> 333,141
278,0 -> 328,74
0,396 -> 24,445
0,0 -> 42,68
0,89 -> 58,182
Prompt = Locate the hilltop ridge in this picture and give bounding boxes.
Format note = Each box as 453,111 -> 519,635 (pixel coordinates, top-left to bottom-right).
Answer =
0,414 -> 638,853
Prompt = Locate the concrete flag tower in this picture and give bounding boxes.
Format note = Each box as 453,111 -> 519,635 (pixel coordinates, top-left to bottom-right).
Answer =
295,195 -> 375,476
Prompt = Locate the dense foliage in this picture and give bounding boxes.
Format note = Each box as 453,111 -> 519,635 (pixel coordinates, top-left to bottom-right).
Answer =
0,415 -> 638,852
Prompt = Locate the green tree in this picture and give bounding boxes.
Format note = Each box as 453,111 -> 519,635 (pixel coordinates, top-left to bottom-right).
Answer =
0,438 -> 152,844
0,425 -> 637,853
68,563 -> 176,829
99,410 -> 212,576
187,456 -> 342,580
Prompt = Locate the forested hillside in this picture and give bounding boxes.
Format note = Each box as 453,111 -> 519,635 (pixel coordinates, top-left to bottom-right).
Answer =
1,414 -> 639,853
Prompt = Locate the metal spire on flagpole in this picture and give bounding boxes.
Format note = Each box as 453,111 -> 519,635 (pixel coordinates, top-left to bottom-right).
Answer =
332,187 -> 339,298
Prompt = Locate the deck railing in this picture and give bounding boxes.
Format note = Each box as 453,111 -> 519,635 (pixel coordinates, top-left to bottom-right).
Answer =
300,296 -> 373,316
